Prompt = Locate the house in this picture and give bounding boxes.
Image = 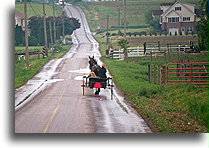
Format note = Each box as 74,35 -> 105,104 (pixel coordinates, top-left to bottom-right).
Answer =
152,1 -> 200,35
15,10 -> 26,30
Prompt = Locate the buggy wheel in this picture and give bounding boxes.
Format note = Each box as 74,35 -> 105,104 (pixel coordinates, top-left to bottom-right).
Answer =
110,79 -> 114,100
82,77 -> 85,96
83,85 -> 85,96
110,86 -> 113,100
95,88 -> 100,95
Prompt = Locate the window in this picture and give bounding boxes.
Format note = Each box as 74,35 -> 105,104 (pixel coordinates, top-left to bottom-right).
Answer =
175,7 -> 181,11
187,27 -> 192,32
183,17 -> 190,21
168,17 -> 179,23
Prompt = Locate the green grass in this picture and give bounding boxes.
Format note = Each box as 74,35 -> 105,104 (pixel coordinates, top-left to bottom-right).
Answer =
15,44 -> 70,88
15,46 -> 43,53
95,31 -> 208,132
102,56 -> 208,133
15,2 -> 62,17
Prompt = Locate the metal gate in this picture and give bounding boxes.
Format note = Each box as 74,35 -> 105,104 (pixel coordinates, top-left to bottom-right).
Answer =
166,62 -> 208,87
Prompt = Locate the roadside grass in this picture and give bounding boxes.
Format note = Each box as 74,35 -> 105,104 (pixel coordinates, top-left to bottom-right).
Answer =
15,2 -> 62,17
103,56 -> 208,133
15,45 -> 70,88
96,33 -> 208,132
15,46 -> 43,53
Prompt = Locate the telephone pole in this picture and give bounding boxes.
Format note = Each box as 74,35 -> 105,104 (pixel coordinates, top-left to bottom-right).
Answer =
43,0 -> 48,56
124,0 -> 127,38
24,0 -> 29,68
53,0 -> 57,43
118,8 -> 120,34
106,15 -> 109,45
49,19 -> 53,46
62,0 -> 65,37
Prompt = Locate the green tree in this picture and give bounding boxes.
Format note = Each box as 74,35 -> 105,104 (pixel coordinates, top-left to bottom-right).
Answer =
145,10 -> 161,32
28,16 -> 80,45
118,39 -> 129,61
197,0 -> 208,51
15,25 -> 24,46
29,36 -> 38,46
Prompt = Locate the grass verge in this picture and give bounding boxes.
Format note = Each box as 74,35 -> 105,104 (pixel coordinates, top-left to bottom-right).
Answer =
15,45 -> 70,88
96,34 -> 208,132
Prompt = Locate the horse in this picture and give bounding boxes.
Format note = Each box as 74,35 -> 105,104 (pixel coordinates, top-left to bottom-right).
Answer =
88,56 -> 101,76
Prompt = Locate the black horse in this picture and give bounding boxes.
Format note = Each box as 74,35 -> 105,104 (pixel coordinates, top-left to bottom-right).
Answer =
88,56 -> 101,76
88,56 -> 107,95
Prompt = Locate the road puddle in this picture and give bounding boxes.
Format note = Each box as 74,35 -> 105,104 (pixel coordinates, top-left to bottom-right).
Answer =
69,67 -> 90,74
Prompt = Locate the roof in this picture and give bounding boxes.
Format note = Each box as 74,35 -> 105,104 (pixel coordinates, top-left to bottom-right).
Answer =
160,1 -> 195,7
160,2 -> 175,6
152,10 -> 163,16
15,10 -> 25,19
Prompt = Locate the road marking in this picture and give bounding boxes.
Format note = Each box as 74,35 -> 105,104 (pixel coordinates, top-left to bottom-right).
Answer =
43,105 -> 59,133
42,85 -> 65,133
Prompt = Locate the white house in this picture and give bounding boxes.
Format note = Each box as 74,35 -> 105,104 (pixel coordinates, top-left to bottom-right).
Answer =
152,1 -> 201,35
15,10 -> 26,30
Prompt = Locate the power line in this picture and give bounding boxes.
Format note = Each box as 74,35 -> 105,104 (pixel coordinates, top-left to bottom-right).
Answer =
28,2 -> 38,16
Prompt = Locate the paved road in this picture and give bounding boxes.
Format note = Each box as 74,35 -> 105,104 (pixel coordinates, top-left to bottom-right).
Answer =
15,4 -> 152,133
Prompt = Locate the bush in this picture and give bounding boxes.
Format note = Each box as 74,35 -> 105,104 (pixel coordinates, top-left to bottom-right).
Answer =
29,36 -> 38,46
54,44 -> 63,52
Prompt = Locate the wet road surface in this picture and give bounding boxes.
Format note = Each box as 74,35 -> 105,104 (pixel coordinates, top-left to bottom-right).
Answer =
15,4 -> 152,133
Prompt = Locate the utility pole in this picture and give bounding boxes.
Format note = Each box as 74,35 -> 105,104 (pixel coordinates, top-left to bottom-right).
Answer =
43,0 -> 48,57
124,0 -> 127,38
106,15 -> 109,45
124,0 -> 128,61
106,15 -> 110,56
53,0 -> 56,44
49,19 -> 53,47
62,0 -> 65,37
118,8 -> 120,34
24,0 -> 29,68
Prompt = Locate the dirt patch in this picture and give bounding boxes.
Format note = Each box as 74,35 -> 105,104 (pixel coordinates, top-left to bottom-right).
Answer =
128,36 -> 198,45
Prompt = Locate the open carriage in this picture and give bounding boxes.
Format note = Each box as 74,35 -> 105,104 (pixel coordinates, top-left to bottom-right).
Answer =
81,56 -> 114,99
81,76 -> 114,99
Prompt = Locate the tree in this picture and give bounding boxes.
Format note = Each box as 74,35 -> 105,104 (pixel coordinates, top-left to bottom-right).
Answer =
145,10 -> 161,32
28,16 -> 80,46
197,0 -> 208,51
29,36 -> 38,46
118,39 -> 129,61
15,25 -> 24,46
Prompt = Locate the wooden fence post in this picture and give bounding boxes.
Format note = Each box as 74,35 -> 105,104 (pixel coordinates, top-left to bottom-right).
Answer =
144,42 -> 146,54
154,65 -> 157,84
158,41 -> 160,51
150,51 -> 152,61
164,51 -> 167,62
148,64 -> 151,82
158,65 -> 161,86
161,66 -> 166,85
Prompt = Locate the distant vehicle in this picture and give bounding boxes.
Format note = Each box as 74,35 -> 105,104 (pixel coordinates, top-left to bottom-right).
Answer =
184,49 -> 198,53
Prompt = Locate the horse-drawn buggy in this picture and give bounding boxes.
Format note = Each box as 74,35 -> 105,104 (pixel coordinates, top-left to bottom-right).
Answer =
81,56 -> 114,99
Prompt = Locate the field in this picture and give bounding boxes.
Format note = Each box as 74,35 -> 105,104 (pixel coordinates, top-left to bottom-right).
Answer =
127,35 -> 199,45
77,0 -> 199,33
15,2 -> 62,17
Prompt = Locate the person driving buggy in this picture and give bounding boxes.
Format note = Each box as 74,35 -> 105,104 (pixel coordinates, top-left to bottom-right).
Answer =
98,63 -> 107,79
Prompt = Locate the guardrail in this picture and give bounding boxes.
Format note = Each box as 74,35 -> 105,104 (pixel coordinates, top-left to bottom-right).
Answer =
166,62 -> 208,87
